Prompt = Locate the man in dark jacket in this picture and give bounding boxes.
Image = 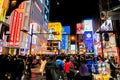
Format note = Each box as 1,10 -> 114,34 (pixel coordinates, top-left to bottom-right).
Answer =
45,55 -> 58,80
56,56 -> 64,79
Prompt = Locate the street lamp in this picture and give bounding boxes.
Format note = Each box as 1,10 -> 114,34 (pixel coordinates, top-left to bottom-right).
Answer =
71,35 -> 75,41
70,35 -> 77,54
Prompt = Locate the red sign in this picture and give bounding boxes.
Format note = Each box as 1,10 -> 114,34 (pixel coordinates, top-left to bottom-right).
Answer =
8,10 -> 24,46
76,23 -> 84,34
9,10 -> 18,46
14,12 -> 23,46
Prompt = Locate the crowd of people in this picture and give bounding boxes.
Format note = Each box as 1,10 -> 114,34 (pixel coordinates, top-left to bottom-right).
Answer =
0,54 -> 33,80
0,53 -> 119,80
39,54 -> 120,80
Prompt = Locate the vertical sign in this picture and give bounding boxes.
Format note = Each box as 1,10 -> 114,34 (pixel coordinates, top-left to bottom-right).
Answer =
9,10 -> 18,46
62,35 -> 67,50
14,12 -> 23,46
62,26 -> 70,50
83,19 -> 94,54
76,23 -> 84,34
84,20 -> 93,31
84,31 -> 94,53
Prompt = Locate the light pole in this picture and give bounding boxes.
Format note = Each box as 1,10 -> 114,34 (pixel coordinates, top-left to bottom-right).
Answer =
29,25 -> 33,55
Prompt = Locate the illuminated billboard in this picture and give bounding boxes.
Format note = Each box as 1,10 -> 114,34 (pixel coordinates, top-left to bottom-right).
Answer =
48,22 -> 62,40
76,23 -> 84,34
62,26 -> 70,50
62,35 -> 69,50
8,2 -> 25,46
0,0 -> 9,22
9,10 -> 19,46
83,19 -> 94,54
62,26 -> 70,34
84,20 -> 93,31
84,31 -> 94,53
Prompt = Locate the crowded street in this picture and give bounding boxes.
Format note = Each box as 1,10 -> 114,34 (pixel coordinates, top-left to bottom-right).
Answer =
0,54 -> 120,80
0,0 -> 120,80
23,64 -> 46,80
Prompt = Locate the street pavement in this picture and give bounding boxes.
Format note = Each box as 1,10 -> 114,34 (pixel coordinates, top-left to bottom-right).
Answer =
23,64 -> 46,80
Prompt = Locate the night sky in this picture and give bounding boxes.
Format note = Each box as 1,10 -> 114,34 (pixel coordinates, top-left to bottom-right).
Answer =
49,0 -> 100,34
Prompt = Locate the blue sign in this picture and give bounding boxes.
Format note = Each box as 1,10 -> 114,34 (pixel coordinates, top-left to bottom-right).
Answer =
84,31 -> 93,41
84,31 -> 94,53
62,26 -> 70,34
62,35 -> 68,50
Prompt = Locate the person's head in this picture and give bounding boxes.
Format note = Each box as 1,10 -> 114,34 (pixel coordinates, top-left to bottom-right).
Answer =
49,55 -> 55,60
66,57 -> 70,62
42,56 -> 46,61
56,55 -> 61,60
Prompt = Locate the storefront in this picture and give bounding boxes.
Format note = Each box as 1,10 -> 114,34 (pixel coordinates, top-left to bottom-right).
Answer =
94,17 -> 119,62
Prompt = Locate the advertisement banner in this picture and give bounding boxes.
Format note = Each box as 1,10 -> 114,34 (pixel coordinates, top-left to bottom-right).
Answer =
76,23 -> 84,34
48,22 -> 62,40
0,0 -> 9,22
14,12 -> 23,46
84,31 -> 94,53
84,20 -> 93,31
0,8 -> 7,22
62,26 -> 70,34
9,10 -> 19,46
62,35 -> 68,50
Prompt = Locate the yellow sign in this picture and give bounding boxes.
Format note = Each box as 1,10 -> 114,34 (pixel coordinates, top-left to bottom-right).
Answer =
2,0 -> 9,9
0,0 -> 3,7
48,22 -> 63,40
0,0 -> 9,22
0,8 -> 6,22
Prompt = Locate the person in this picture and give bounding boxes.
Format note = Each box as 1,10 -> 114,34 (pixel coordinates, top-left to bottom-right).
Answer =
39,56 -> 46,76
16,58 -> 24,80
93,57 -> 99,74
45,55 -> 58,80
64,57 -> 75,80
56,55 -> 64,79
26,55 -> 33,77
109,57 -> 117,80
86,55 -> 94,74
79,59 -> 92,80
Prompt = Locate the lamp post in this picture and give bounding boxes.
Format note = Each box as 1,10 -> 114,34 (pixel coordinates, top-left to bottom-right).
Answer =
100,32 -> 104,57
29,25 -> 33,55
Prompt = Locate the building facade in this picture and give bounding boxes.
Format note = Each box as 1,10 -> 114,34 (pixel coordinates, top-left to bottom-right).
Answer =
0,0 -> 50,55
95,0 -> 120,63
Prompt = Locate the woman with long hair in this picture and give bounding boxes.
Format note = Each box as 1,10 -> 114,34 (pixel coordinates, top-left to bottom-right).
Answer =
39,56 -> 46,76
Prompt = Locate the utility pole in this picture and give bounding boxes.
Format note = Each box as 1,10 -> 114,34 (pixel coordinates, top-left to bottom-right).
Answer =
100,32 -> 104,57
29,24 -> 33,55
